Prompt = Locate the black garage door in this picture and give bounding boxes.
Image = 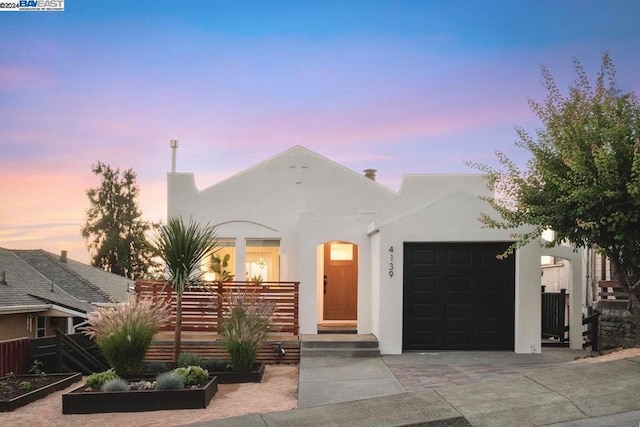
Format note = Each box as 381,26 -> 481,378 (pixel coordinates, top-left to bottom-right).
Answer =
403,242 -> 515,351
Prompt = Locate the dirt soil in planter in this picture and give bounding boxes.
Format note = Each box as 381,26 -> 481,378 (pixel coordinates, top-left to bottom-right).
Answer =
1,365 -> 298,426
0,375 -> 66,400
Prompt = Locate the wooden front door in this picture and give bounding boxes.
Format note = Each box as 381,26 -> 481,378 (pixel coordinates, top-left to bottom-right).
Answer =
323,242 -> 358,320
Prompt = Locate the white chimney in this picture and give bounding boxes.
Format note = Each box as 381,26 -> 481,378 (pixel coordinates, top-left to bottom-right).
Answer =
170,139 -> 179,173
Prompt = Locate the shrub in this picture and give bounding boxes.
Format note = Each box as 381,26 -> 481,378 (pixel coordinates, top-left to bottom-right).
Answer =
144,362 -> 169,373
155,372 -> 184,390
19,381 -> 31,391
172,366 -> 209,387
177,352 -> 202,368
81,296 -> 170,375
102,378 -> 129,392
221,290 -> 275,372
201,359 -> 230,372
86,369 -> 119,389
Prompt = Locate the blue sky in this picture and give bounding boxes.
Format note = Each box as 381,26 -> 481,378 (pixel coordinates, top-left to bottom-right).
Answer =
1,1 -> 638,262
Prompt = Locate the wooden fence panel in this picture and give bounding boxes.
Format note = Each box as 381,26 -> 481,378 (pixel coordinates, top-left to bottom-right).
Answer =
135,280 -> 299,335
0,337 -> 29,376
542,289 -> 567,343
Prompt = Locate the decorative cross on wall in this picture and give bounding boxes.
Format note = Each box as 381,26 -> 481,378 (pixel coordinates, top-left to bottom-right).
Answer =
288,152 -> 308,184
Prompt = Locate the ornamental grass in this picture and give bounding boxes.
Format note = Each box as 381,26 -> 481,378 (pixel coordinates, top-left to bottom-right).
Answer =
81,296 -> 170,375
221,290 -> 276,372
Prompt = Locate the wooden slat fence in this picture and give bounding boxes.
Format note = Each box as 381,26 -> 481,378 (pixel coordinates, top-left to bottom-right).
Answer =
598,280 -> 628,301
135,280 -> 299,335
0,337 -> 29,376
145,341 -> 300,364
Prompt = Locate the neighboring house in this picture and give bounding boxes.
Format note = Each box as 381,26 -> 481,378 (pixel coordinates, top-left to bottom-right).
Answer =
0,248 -> 133,341
168,145 -> 578,354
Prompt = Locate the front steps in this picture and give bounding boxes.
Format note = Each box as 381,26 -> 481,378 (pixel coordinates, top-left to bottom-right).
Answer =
300,334 -> 380,357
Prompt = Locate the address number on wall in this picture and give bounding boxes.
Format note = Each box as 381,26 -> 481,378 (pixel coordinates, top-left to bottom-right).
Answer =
388,246 -> 394,277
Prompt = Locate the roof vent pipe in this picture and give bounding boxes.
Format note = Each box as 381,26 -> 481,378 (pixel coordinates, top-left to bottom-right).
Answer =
363,169 -> 377,181
1,271 -> 7,285
60,250 -> 68,263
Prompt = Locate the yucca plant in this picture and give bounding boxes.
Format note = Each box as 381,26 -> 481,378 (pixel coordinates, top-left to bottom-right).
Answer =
81,297 -> 170,375
221,290 -> 276,372
153,216 -> 218,361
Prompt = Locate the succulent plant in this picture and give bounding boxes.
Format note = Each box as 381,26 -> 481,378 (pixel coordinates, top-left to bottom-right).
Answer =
86,369 -> 119,389
172,366 -> 209,387
128,380 -> 154,391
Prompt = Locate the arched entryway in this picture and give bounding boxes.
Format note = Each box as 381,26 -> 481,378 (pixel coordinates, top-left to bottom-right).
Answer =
317,241 -> 359,327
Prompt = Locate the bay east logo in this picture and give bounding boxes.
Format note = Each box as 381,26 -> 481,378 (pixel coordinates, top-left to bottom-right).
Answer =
0,0 -> 64,11
20,0 -> 63,8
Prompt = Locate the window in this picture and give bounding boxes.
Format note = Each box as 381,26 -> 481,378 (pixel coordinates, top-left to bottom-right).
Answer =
36,316 -> 46,337
246,239 -> 280,282
204,239 -> 236,281
330,243 -> 353,261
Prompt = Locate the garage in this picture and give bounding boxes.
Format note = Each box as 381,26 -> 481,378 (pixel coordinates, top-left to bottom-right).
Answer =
403,242 -> 515,351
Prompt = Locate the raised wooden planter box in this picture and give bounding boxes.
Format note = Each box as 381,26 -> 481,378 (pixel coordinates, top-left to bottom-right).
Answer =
0,373 -> 81,412
62,376 -> 218,414
211,362 -> 265,384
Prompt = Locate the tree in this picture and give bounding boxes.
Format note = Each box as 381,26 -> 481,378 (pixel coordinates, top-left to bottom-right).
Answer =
469,52 -> 640,343
81,162 -> 159,279
153,216 -> 218,361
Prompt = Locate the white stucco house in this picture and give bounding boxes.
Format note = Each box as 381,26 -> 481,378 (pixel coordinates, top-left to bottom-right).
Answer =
167,145 -> 584,354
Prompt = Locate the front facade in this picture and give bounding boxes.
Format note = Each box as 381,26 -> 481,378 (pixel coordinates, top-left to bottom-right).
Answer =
168,145 -> 545,354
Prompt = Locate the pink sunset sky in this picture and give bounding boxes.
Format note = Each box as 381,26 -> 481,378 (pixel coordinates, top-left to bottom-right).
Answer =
1,1 -> 639,264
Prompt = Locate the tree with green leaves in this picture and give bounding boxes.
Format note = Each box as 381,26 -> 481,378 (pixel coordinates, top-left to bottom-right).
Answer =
81,162 -> 159,279
153,216 -> 218,361
469,52 -> 640,343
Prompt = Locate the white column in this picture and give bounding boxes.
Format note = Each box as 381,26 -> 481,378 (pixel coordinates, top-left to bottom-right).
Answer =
235,238 -> 246,281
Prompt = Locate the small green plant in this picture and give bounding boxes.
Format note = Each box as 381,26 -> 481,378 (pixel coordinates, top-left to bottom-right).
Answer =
221,290 -> 276,372
172,366 -> 209,387
209,253 -> 234,281
86,369 -> 119,389
177,352 -> 202,368
155,372 -> 184,390
29,359 -> 44,376
102,378 -> 129,392
81,296 -> 170,375
129,380 -> 154,390
201,359 -> 230,372
19,381 -> 31,391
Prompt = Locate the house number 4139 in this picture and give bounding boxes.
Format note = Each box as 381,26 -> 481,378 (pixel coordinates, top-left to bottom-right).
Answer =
388,246 -> 394,278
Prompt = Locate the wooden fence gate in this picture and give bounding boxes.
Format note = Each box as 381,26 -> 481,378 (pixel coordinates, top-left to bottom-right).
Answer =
541,288 -> 569,346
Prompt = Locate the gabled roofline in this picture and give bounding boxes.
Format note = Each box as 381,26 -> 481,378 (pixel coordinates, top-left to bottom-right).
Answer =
9,249 -> 114,304
27,293 -> 89,314
195,145 -> 398,195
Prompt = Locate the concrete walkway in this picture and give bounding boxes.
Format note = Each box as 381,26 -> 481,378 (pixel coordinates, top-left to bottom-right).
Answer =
187,350 -> 640,426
